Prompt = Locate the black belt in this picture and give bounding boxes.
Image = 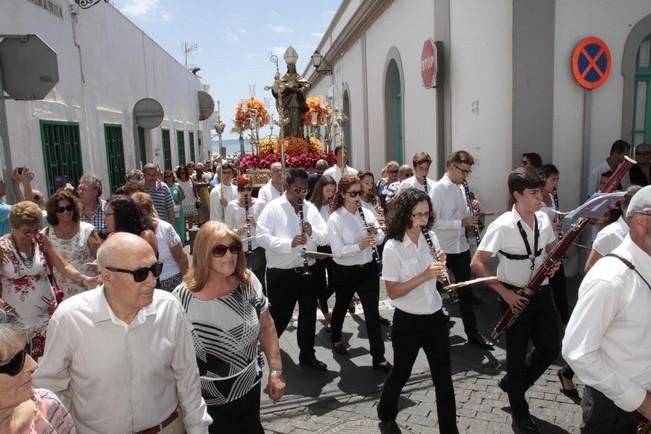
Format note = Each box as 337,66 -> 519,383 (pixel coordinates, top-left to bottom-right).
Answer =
334,262 -> 375,271
268,264 -> 317,274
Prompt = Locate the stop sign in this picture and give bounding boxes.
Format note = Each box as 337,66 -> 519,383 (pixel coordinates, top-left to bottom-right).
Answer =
0,35 -> 59,100
421,39 -> 438,88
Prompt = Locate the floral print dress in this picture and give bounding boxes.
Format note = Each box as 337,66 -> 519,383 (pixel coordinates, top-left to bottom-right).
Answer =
0,233 -> 56,357
46,222 -> 97,300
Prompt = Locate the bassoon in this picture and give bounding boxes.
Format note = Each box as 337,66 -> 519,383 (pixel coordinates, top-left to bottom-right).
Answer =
491,156 -> 636,339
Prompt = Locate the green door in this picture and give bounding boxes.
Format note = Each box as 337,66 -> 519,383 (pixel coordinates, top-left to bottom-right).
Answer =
40,121 -> 84,195
177,131 -> 186,166
162,129 -> 172,170
189,131 -> 196,162
633,34 -> 651,145
137,126 -> 146,168
104,125 -> 126,194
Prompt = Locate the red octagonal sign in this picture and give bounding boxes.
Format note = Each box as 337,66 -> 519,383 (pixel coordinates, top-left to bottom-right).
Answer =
421,39 -> 438,88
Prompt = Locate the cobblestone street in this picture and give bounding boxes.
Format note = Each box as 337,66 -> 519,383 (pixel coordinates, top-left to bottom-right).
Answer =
259,283 -> 584,433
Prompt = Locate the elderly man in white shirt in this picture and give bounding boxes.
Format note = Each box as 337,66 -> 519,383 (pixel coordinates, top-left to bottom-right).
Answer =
562,185 -> 651,434
431,150 -> 493,350
257,168 -> 329,371
34,233 -> 211,434
258,161 -> 283,206
323,145 -> 358,184
398,152 -> 436,195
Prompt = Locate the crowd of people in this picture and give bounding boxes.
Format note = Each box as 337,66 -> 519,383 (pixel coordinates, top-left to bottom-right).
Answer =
0,140 -> 650,434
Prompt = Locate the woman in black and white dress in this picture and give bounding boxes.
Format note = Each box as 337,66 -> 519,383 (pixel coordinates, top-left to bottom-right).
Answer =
377,188 -> 458,434
173,221 -> 285,433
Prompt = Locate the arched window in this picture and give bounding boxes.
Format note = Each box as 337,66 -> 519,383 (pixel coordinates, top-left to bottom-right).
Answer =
342,89 -> 352,165
385,58 -> 403,164
633,34 -> 651,145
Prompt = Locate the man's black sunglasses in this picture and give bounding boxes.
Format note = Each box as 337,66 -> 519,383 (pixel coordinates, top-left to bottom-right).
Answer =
0,347 -> 27,376
106,262 -> 164,282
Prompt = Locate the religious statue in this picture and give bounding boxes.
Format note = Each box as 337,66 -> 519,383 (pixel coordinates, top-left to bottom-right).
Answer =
271,46 -> 310,138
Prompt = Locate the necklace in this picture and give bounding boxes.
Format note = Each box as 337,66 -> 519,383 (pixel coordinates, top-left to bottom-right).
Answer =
10,235 -> 35,268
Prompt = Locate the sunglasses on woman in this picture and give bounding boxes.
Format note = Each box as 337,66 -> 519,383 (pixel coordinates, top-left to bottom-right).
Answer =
212,241 -> 242,257
106,262 -> 164,282
56,205 -> 74,213
346,190 -> 361,197
0,348 -> 27,376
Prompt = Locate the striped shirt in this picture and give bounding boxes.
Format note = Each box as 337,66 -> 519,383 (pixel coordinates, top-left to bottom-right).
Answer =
145,182 -> 175,222
173,274 -> 268,406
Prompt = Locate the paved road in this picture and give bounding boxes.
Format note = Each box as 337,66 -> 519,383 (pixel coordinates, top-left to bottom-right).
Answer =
258,281 -> 584,433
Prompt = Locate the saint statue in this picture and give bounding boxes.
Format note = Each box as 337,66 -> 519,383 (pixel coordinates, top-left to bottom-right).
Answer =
271,46 -> 310,138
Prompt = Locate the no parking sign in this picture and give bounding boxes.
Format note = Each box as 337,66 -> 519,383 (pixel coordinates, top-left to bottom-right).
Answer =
571,36 -> 611,90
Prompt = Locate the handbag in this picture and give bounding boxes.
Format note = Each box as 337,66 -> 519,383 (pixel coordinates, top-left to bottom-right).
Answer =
36,233 -> 64,305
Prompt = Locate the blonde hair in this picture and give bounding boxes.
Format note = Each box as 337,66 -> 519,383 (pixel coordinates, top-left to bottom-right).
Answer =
9,201 -> 42,229
131,192 -> 159,219
184,221 -> 250,292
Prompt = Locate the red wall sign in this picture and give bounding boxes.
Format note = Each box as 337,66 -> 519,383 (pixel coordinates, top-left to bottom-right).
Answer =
421,39 -> 438,88
571,36 -> 611,90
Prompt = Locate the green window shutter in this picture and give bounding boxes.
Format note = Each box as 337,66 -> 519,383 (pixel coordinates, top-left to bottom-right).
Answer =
40,121 -> 84,195
162,129 -> 172,170
189,131 -> 195,162
177,130 -> 186,166
137,126 -> 146,168
633,34 -> 651,144
104,125 -> 126,194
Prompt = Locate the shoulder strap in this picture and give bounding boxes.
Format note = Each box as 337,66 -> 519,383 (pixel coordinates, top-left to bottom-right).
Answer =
605,253 -> 651,292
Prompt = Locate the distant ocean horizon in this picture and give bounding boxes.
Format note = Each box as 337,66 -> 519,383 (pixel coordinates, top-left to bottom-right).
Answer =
210,137 -> 255,159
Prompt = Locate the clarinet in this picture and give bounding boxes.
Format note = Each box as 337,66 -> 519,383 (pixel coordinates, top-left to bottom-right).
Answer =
244,195 -> 252,254
298,200 -> 311,276
421,227 -> 451,287
462,180 -> 482,245
357,201 -> 382,275
552,190 -> 563,241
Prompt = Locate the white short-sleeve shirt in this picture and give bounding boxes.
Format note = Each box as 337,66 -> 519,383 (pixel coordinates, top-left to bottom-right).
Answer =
382,230 -> 443,315
477,207 -> 555,287
592,216 -> 628,256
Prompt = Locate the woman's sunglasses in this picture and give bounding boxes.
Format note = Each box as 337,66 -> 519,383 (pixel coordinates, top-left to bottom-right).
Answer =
212,241 -> 242,257
56,205 -> 75,213
0,348 -> 27,376
346,190 -> 361,197
106,262 -> 164,282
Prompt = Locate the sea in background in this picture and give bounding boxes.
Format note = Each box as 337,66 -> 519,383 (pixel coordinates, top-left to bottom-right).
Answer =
210,137 -> 255,159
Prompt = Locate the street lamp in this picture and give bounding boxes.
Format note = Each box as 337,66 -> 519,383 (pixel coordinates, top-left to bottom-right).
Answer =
311,50 -> 332,75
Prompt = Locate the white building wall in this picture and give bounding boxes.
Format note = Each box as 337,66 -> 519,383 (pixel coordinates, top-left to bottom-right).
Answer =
553,0 -> 651,209
365,0 -> 437,172
1,0 -> 213,196
450,0 -> 513,213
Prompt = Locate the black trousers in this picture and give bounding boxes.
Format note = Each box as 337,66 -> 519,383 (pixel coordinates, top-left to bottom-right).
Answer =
549,262 -> 569,324
581,385 -> 646,434
246,247 -> 266,294
378,309 -> 459,434
207,382 -> 264,434
314,246 -> 335,314
446,250 -> 479,335
330,262 -> 384,360
266,265 -> 318,362
504,285 -> 561,418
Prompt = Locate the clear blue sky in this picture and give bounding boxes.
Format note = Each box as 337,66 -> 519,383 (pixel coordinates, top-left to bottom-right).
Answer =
112,0 -> 341,139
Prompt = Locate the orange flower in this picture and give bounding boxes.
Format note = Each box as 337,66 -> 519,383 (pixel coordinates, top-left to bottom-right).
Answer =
304,96 -> 332,127
235,98 -> 270,130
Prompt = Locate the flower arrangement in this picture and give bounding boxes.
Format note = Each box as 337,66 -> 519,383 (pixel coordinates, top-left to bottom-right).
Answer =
239,150 -> 336,171
259,137 -> 276,157
304,96 -> 332,127
234,98 -> 270,130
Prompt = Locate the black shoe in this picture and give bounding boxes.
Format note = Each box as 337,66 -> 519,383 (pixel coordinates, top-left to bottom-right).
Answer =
468,331 -> 494,350
378,420 -> 401,434
332,342 -> 348,355
372,358 -> 393,372
299,358 -> 328,371
379,316 -> 391,326
498,376 -> 508,393
557,369 -> 580,399
514,415 -> 539,433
